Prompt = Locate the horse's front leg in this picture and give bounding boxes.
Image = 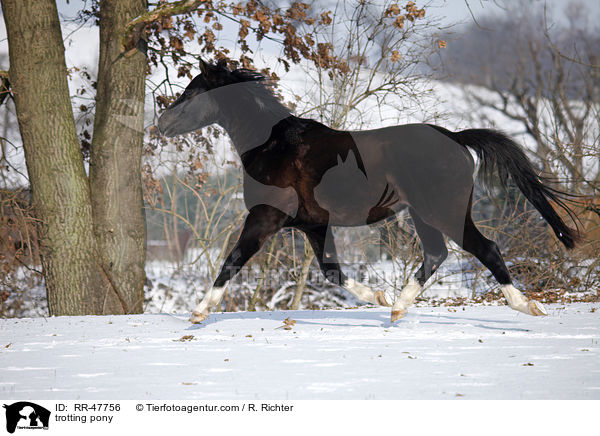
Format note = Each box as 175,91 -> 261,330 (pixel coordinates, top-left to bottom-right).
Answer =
303,225 -> 391,307
190,205 -> 288,323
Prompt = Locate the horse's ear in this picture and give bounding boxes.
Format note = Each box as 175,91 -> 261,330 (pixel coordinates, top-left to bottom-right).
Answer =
216,58 -> 228,70
199,58 -> 210,76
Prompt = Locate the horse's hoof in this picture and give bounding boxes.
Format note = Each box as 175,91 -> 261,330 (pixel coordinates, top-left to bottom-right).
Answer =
528,300 -> 547,316
189,311 -> 209,324
375,291 -> 392,307
391,309 -> 407,322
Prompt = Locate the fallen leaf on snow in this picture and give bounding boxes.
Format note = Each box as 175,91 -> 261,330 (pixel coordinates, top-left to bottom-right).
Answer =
276,317 -> 297,330
174,335 -> 194,342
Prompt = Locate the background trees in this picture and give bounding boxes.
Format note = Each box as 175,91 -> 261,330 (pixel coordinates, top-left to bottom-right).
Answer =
438,3 -> 600,194
435,2 -> 599,293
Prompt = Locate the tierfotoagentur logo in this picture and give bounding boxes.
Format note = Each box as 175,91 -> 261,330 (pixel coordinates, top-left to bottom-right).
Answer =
3,402 -> 50,433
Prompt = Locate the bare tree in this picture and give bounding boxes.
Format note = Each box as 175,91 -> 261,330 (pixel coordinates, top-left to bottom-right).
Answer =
435,3 -> 600,295
443,5 -> 599,194
297,0 -> 441,129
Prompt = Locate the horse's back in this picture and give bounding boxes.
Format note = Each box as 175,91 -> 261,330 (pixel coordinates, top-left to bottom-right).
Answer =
353,123 -> 475,193
352,123 -> 475,233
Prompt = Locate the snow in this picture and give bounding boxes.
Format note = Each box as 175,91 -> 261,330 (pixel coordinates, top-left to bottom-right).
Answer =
1,303 -> 599,399
1,4 -> 598,405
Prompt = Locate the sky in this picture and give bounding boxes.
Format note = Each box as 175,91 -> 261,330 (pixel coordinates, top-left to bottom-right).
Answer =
51,0 -> 599,29
54,0 -> 502,22
3,1 -> 598,62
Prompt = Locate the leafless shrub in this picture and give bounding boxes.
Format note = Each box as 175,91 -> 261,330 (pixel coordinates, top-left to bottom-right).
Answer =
0,188 -> 44,317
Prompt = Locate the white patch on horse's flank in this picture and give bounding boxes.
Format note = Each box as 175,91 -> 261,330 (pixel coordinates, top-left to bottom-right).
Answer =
465,146 -> 480,180
500,284 -> 547,316
344,279 -> 390,306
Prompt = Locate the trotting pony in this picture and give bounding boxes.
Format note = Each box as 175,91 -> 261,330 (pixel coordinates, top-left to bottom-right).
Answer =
158,60 -> 580,323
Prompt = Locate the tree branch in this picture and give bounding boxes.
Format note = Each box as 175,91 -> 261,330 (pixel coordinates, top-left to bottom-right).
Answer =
122,0 -> 205,53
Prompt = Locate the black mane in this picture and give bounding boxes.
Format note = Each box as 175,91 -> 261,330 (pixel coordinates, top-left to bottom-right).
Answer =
221,68 -> 292,118
229,68 -> 268,83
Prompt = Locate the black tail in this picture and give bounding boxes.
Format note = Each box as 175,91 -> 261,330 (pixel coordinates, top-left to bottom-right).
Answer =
429,125 -> 581,249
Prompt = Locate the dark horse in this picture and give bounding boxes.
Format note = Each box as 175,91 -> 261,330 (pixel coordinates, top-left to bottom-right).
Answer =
158,59 -> 580,323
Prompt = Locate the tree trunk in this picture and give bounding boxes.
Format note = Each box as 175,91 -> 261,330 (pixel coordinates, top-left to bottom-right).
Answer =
90,0 -> 148,314
1,0 -> 116,314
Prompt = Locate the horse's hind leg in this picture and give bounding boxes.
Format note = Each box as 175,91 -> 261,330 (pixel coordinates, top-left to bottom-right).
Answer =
460,214 -> 547,316
190,205 -> 287,323
391,209 -> 448,321
303,225 -> 391,307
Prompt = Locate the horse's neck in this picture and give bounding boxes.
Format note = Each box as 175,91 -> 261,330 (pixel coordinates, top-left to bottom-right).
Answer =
218,105 -> 290,156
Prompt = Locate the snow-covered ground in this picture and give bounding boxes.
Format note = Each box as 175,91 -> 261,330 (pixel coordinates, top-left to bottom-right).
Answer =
1,303 -> 599,399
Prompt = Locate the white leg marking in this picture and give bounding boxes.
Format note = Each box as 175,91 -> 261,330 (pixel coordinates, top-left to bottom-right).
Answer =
190,285 -> 227,323
500,284 -> 547,316
391,278 -> 422,322
344,278 -> 391,307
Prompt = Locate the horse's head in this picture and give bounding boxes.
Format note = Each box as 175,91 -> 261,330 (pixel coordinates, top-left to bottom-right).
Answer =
158,59 -> 284,139
157,59 -> 228,137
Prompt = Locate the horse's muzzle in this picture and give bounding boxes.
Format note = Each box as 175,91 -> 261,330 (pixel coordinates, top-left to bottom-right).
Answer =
157,112 -> 176,137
